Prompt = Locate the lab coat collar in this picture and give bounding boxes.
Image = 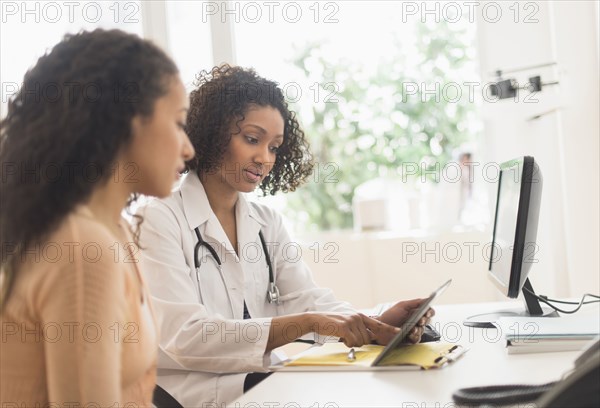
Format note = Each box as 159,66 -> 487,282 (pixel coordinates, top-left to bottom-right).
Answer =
237,193 -> 268,229
179,171 -> 268,231
180,171 -> 212,231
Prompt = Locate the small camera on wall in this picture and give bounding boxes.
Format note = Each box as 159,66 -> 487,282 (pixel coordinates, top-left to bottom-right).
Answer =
490,76 -> 546,100
489,62 -> 558,100
490,78 -> 518,99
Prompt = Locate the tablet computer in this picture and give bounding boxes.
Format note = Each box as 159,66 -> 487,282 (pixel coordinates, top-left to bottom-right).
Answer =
371,279 -> 452,366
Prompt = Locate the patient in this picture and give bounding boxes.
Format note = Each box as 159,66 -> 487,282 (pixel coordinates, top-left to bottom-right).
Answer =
0,29 -> 193,406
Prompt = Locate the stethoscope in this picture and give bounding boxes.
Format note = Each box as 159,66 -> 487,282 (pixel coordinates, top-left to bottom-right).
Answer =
193,227 -> 281,305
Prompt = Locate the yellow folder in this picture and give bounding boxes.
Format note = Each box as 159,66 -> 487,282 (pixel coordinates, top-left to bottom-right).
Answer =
283,342 -> 466,371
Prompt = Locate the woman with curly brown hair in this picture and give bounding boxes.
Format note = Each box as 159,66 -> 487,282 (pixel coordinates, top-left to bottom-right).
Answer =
137,65 -> 433,406
0,29 -> 194,406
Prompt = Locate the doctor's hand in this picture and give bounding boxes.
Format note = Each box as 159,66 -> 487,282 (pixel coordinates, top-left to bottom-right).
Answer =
375,298 -> 435,344
306,312 -> 400,348
267,312 -> 401,351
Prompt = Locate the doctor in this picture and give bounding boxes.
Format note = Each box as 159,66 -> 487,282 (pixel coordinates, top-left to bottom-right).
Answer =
137,65 -> 434,407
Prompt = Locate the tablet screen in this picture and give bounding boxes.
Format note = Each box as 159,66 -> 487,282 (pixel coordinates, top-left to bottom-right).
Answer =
372,279 -> 452,366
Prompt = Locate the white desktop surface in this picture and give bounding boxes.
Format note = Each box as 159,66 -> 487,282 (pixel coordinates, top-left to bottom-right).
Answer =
230,302 -> 599,408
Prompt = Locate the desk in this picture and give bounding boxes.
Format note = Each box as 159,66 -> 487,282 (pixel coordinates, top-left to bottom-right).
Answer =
230,302 -> 597,408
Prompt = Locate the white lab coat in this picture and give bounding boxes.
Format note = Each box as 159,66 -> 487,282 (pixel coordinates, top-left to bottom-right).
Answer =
136,172 -> 354,407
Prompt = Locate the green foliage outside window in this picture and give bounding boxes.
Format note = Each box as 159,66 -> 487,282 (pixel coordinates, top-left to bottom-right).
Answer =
282,21 -> 480,232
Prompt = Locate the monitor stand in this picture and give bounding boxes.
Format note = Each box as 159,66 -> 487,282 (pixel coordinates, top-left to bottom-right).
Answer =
463,279 -> 559,328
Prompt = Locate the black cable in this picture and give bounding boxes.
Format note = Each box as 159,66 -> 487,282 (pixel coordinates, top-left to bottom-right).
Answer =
539,292 -> 600,304
523,288 -> 600,314
539,297 -> 600,305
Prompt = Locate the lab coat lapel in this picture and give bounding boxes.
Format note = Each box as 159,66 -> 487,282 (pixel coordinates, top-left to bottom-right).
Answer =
180,172 -> 210,231
180,172 -> 236,256
180,172 -> 242,318
236,196 -> 268,318
236,195 -> 263,252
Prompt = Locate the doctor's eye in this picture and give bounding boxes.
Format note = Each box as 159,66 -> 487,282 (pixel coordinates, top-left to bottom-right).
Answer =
245,136 -> 259,144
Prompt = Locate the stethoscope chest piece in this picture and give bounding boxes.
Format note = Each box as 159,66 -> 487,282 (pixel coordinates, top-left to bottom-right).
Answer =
267,282 -> 281,305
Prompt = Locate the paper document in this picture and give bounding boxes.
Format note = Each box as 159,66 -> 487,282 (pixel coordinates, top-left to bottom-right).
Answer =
280,342 -> 466,371
496,315 -> 600,341
505,339 -> 595,354
496,315 -> 600,354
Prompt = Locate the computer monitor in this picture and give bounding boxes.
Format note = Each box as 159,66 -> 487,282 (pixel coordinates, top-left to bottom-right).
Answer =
464,156 -> 558,328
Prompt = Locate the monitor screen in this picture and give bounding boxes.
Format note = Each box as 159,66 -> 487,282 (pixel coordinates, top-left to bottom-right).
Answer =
464,156 -> 555,327
489,156 -> 542,298
490,164 -> 521,292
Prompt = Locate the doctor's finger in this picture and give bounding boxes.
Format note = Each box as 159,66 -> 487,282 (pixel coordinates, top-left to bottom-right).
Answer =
343,315 -> 371,346
361,315 -> 400,345
353,319 -> 372,345
340,328 -> 362,348
408,326 -> 424,344
417,315 -> 431,327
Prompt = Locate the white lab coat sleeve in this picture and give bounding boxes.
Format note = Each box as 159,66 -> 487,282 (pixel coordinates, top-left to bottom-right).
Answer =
263,205 -> 357,315
137,201 -> 272,373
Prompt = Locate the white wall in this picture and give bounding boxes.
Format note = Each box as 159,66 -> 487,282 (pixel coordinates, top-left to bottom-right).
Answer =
300,229 -> 500,309
474,0 -> 599,298
306,1 -> 599,308
549,1 -> 600,296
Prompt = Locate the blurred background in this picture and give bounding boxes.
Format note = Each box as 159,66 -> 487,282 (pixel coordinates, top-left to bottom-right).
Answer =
1,0 -> 598,307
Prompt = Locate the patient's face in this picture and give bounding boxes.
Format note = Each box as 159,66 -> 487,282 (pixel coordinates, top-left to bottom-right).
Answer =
125,76 -> 195,198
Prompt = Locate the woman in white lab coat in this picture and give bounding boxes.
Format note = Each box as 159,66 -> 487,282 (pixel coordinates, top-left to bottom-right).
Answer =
137,65 -> 434,407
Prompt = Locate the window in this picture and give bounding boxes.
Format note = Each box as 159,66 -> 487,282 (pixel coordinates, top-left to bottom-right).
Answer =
2,2 -> 487,234
164,0 -> 213,90
231,1 -> 484,233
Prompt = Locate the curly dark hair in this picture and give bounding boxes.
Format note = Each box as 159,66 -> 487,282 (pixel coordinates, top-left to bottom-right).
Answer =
185,64 -> 314,195
0,29 -> 179,305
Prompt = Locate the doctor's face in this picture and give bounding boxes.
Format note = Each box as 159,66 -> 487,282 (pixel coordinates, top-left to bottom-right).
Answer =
219,105 -> 284,193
